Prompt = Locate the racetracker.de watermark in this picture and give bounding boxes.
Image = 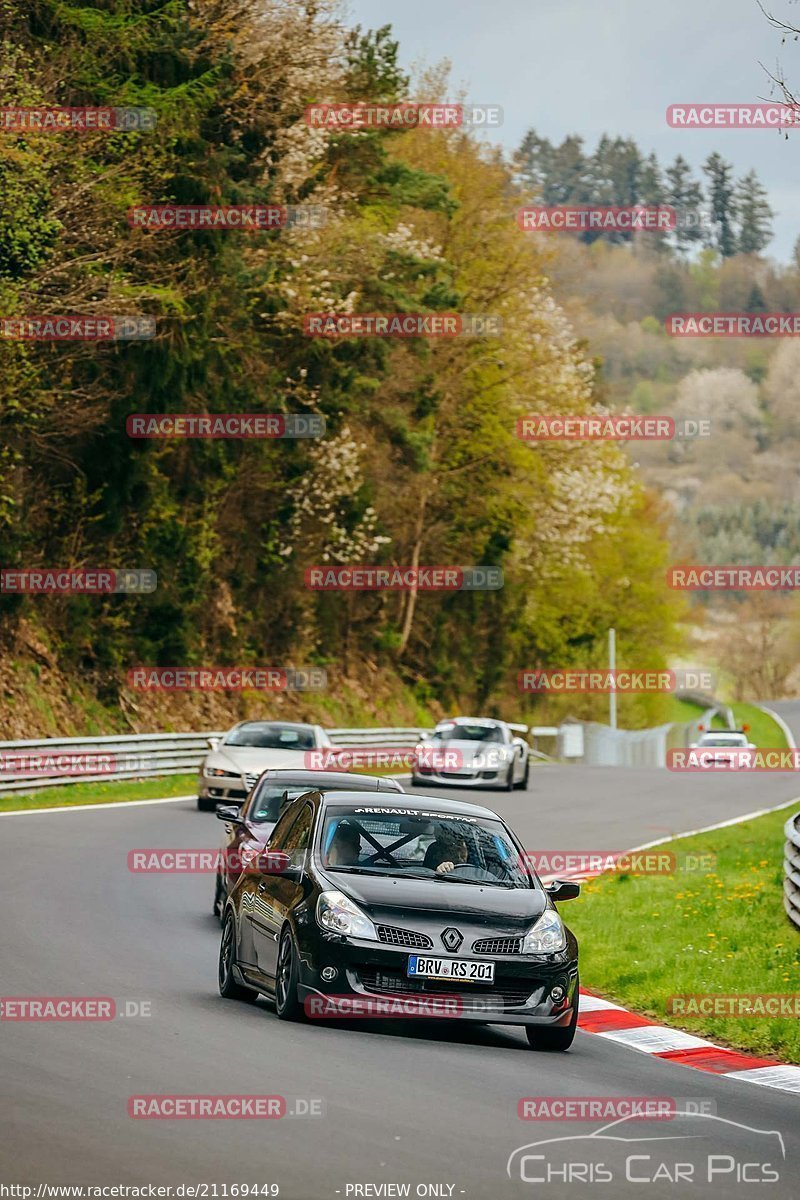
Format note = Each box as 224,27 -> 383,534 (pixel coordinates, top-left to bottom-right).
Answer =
128,1096 -> 286,1119
522,850 -> 716,876
667,103 -> 800,128
0,752 -> 155,778
305,995 -> 470,1018
668,565 -> 800,590
0,997 -> 151,1020
126,414 -> 325,439
304,102 -> 502,128
668,748 -> 800,771
516,415 -> 710,441
305,566 -> 503,590
303,747 -> 464,771
666,313 -> 800,337
0,316 -> 155,341
126,667 -> 327,691
518,206 -> 677,232
1,569 -> 157,593
667,994 -> 800,1017
127,205 -> 326,230
517,1098 -> 712,1121
518,669 -> 714,693
0,106 -> 157,132
303,313 -> 501,337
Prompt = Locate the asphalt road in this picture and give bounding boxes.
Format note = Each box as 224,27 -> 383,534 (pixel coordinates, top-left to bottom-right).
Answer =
1,766 -> 799,1198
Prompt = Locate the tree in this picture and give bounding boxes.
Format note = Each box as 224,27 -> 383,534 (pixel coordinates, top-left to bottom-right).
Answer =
665,156 -> 705,255
703,152 -> 737,257
735,171 -> 774,254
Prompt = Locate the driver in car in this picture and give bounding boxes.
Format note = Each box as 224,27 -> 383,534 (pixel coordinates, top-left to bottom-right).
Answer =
326,821 -> 362,866
424,827 -> 469,875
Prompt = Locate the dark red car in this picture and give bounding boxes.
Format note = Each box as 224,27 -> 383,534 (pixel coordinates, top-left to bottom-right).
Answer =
212,767 -> 405,920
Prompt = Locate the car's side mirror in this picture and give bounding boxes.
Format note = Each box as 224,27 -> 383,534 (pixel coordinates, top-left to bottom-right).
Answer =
545,880 -> 581,902
216,805 -> 244,824
257,850 -> 302,880
207,736 -> 220,752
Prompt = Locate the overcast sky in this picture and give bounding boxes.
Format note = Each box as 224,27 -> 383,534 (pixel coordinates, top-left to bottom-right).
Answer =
345,0 -> 800,260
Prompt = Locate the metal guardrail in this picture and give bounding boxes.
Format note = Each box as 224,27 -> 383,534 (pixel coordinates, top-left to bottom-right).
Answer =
0,727 -> 434,795
571,721 -> 673,768
784,811 -> 800,931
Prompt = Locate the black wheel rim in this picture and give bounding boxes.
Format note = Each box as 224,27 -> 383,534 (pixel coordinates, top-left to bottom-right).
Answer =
219,917 -> 234,988
276,935 -> 292,1009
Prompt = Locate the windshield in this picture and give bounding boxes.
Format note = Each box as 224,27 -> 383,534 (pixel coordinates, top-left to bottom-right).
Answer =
698,736 -> 747,747
249,786 -> 310,824
225,723 -> 317,750
319,805 -> 531,888
431,724 -> 504,743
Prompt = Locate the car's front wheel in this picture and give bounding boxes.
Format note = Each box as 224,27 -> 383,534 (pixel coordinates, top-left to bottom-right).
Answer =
515,758 -> 530,790
197,795 -> 216,812
525,985 -> 579,1051
501,764 -> 514,792
275,928 -> 304,1021
218,912 -> 256,1002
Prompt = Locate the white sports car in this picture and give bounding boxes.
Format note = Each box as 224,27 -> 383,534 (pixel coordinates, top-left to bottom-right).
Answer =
689,727 -> 756,766
411,716 -> 530,791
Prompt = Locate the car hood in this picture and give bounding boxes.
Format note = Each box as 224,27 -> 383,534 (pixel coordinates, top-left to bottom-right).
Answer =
324,870 -> 546,932
205,746 -> 313,774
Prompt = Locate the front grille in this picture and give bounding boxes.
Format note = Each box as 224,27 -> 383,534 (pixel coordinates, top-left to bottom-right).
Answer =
357,968 -> 534,1008
472,936 -> 522,955
376,925 -> 433,949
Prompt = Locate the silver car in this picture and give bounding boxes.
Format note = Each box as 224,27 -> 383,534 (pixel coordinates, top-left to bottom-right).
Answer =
411,717 -> 530,791
197,720 -> 333,810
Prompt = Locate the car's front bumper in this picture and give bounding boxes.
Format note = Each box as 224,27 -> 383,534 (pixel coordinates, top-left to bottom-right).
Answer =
198,776 -> 248,805
411,767 -> 506,787
296,934 -> 578,1026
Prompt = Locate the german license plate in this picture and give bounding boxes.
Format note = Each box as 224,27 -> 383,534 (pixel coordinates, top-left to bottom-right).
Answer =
407,955 -> 495,983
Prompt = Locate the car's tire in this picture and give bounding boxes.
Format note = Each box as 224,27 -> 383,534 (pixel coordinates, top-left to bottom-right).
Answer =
502,764 -> 514,792
213,873 -> 226,924
525,985 -> 579,1051
409,776 -> 422,787
218,912 -> 256,1002
275,928 -> 304,1021
197,795 -> 216,812
515,758 -> 530,790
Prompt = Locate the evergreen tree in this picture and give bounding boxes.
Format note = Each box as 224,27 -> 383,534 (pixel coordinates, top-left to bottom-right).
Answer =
703,152 -> 737,257
665,155 -> 705,254
735,170 -> 774,254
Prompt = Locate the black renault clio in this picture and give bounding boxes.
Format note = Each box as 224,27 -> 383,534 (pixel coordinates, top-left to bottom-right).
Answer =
218,790 -> 580,1049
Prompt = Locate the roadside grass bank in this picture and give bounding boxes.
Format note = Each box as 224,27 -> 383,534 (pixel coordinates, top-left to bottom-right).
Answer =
730,703 -> 790,749
0,774 -> 197,813
567,800 -> 800,1062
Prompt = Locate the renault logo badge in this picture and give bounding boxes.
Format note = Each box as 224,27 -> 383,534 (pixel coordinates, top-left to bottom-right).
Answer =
441,927 -> 463,952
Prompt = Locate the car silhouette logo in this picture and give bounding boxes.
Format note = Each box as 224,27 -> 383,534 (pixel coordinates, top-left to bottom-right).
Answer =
441,927 -> 463,951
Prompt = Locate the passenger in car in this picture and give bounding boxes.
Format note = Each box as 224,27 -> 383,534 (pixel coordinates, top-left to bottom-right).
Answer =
327,821 -> 362,866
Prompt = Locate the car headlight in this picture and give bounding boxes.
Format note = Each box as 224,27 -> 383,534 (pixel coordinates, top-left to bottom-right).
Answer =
206,767 -> 241,778
316,891 -> 378,940
522,908 -> 567,954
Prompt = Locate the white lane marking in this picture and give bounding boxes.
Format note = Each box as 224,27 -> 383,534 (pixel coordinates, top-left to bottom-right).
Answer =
624,794 -> 800,854
0,795 -> 195,817
758,705 -> 797,750
723,1066 -> 800,1093
578,993 -> 625,1013
597,1026 -> 714,1053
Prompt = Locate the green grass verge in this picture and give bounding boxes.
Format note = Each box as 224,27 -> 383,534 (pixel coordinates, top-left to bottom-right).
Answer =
729,703 -> 789,749
566,800 -> 800,1062
0,774 -> 197,813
